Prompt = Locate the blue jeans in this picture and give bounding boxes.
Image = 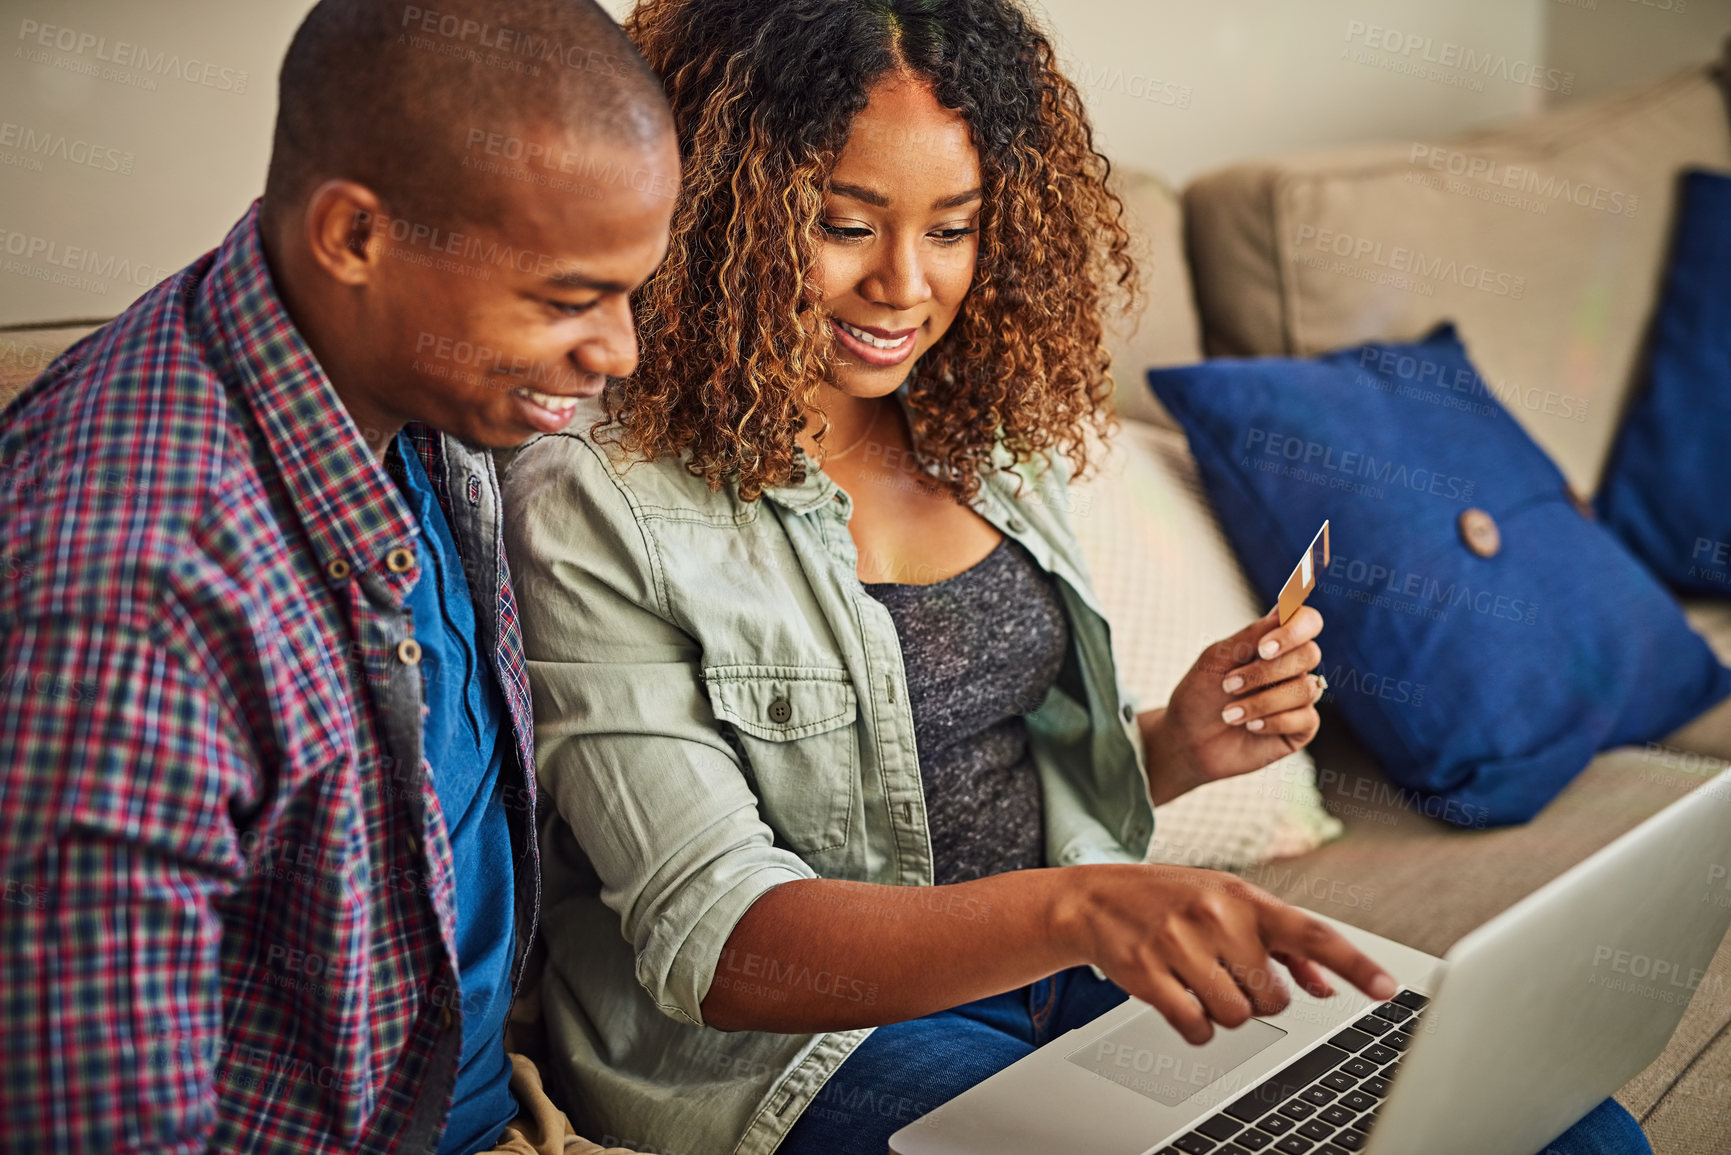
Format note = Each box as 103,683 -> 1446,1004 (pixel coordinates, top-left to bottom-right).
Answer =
778,967 -> 1650,1155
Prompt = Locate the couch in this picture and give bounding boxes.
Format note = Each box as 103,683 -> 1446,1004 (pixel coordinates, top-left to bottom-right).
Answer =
1099,42 -> 1731,1154
3,45 -> 1729,1154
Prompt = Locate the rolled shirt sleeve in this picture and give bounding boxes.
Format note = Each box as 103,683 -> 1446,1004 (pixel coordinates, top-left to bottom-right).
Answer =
502,433 -> 816,1027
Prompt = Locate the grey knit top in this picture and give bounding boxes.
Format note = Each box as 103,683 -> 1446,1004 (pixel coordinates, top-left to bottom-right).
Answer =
862,536 -> 1071,885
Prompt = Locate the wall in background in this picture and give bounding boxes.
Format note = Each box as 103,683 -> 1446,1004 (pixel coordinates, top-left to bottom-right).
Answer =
1,0 -> 315,324
1,0 -> 1726,325
1033,0 -> 1550,185
1547,0 -> 1731,103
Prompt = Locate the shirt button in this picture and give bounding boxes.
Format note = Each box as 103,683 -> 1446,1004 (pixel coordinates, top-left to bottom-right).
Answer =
396,639 -> 423,666
1457,508 -> 1501,558
767,697 -> 793,724
1122,703 -> 1136,723
439,1006 -> 453,1031
407,829 -> 422,854
386,548 -> 416,574
326,559 -> 352,580
1008,516 -> 1028,534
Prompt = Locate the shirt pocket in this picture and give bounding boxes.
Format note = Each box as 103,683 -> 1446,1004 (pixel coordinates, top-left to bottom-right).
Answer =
703,665 -> 859,855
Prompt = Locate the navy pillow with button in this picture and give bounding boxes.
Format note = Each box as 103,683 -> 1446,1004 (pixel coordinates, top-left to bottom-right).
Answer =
1148,323 -> 1731,826
1595,169 -> 1731,596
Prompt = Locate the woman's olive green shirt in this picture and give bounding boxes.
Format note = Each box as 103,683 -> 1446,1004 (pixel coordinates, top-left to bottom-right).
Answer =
498,400 -> 1156,1155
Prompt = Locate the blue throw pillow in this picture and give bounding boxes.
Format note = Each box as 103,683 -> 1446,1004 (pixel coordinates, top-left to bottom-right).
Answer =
1596,169 -> 1731,596
1148,324 -> 1731,826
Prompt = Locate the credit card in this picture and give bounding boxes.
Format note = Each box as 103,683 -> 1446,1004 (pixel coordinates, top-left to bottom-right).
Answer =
1276,520 -> 1331,626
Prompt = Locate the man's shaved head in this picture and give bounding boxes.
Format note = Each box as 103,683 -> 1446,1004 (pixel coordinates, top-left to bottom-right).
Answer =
264,0 -> 671,227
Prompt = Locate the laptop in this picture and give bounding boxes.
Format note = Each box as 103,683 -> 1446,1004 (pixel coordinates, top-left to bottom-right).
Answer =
890,766 -> 1731,1155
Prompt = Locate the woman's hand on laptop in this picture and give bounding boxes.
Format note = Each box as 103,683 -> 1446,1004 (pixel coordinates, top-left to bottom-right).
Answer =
703,865 -> 1394,1037
1139,606 -> 1329,806
1059,864 -> 1398,1045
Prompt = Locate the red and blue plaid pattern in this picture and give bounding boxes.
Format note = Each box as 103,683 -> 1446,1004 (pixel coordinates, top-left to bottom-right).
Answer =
0,204 -> 538,1153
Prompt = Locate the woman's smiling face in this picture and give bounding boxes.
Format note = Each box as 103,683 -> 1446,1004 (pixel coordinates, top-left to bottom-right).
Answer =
813,74 -> 983,399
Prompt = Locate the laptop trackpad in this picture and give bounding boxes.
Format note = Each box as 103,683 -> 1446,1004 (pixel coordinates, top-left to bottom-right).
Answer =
1066,1010 -> 1288,1107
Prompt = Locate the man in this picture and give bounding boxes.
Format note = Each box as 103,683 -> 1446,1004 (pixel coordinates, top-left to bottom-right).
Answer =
0,1 -> 678,1151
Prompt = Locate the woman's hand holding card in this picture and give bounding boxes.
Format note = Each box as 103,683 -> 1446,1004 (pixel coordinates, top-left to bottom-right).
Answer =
1139,605 -> 1329,806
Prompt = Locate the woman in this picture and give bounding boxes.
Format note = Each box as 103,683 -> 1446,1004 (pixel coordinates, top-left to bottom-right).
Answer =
500,2 -> 1652,1153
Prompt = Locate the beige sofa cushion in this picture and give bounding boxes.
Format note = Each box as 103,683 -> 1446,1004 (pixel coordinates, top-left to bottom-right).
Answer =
1182,60 -> 1731,498
1103,170 -> 1201,429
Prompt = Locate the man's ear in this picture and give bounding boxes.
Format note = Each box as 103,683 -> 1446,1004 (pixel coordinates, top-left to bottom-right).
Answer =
302,180 -> 388,288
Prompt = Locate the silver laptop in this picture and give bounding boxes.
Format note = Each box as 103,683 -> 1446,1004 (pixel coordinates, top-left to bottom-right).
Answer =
891,766 -> 1731,1155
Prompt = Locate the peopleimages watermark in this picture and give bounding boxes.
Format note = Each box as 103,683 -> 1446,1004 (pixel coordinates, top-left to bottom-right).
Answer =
1314,765 -> 1490,828
1,446 -> 139,505
15,19 -> 250,94
1588,945 -> 1725,1006
849,118 -> 978,176
400,6 -> 639,77
0,335 -> 81,379
1403,167 -> 1550,217
1315,658 -> 1429,712
1,875 -> 48,910
0,663 -> 99,704
1323,551 -> 1541,628
354,207 -> 650,286
844,435 -> 1094,516
1341,20 -> 1574,94
462,127 -> 677,201
1627,744 -> 1724,800
0,227 -> 174,296
801,1078 -> 937,1131
1356,346 -> 1589,424
411,330 -> 590,397
1705,863 -> 1731,909
0,121 -> 134,176
1085,1038 -> 1241,1097
1407,144 -> 1638,218
1238,861 -> 1378,911
1242,426 -> 1476,503
712,947 -> 880,1006
1068,58 -> 1193,110
1293,225 -> 1527,300
1689,538 -> 1731,589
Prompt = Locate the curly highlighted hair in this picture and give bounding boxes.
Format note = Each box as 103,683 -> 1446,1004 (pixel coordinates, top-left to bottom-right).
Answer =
608,0 -> 1138,502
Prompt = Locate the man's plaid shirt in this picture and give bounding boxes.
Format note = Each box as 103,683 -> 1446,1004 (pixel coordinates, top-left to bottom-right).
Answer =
0,204 -> 541,1153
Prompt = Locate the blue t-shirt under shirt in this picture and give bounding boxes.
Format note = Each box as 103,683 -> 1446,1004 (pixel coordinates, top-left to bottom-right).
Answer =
392,434 -> 519,1155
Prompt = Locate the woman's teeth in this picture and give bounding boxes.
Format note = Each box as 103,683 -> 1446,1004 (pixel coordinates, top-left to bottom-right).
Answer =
516,387 -> 580,412
836,319 -> 913,350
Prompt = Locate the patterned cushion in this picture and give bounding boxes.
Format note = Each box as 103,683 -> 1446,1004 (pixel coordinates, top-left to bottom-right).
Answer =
1072,420 -> 1342,869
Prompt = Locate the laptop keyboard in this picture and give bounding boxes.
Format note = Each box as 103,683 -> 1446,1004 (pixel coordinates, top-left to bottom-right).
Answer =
1154,989 -> 1429,1155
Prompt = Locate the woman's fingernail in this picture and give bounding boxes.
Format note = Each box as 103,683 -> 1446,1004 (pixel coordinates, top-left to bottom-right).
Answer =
1247,718 -> 1265,731
1222,675 -> 1244,693
1259,638 -> 1281,660
1371,974 -> 1398,1000
1222,706 -> 1245,724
